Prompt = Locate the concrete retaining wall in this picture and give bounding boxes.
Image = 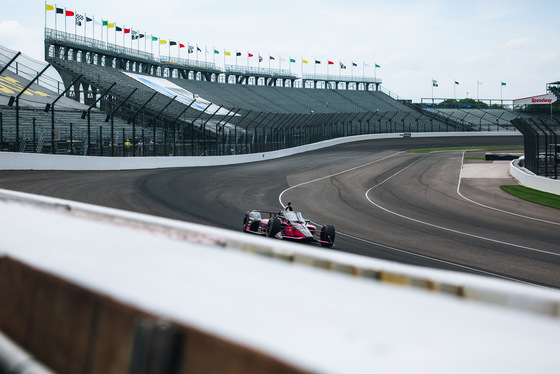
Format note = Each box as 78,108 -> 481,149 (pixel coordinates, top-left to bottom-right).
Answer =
0,132 -> 520,171
510,159 -> 560,196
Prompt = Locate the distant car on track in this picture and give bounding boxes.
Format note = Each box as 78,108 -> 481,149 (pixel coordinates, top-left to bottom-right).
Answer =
243,202 -> 335,247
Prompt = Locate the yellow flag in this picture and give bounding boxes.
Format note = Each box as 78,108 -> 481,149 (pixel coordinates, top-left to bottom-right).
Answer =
46,4 -> 54,10
107,23 -> 115,28
302,59 -> 308,64
160,40 -> 167,44
225,51 -> 231,56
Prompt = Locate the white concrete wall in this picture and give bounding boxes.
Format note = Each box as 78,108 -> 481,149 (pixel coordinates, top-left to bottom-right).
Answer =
0,132 -> 519,171
510,159 -> 560,196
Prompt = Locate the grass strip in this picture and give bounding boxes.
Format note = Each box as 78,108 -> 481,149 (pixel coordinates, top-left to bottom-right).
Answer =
500,185 -> 560,210
409,145 -> 523,153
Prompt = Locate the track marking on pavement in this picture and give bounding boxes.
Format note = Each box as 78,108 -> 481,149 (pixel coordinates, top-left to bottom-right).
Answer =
364,153 -> 560,257
278,150 -> 556,287
278,151 -> 406,207
457,151 -> 560,226
335,231 -> 549,288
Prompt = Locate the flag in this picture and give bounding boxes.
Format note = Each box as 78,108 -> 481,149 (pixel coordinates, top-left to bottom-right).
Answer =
258,55 -> 263,62
170,41 -> 177,46
352,62 -> 357,67
108,23 -> 115,28
328,60 -> 334,65
197,46 -> 201,52
116,26 -> 122,32
65,10 -> 74,16
75,14 -> 83,26
214,49 -> 219,54
124,28 -> 131,34
180,43 -> 186,48
187,45 -> 193,53
302,59 -> 308,64
290,58 -> 295,63
501,82 -> 507,86
340,62 -> 346,69
236,51 -> 241,56
248,53 -> 253,57
432,79 -> 438,87
46,4 -> 54,11
375,64 -> 381,68
455,81 -> 459,85
152,36 -> 158,41
102,20 -> 108,26
56,8 -> 63,14
139,34 -> 145,38
315,60 -> 321,64
160,40 -> 167,44
270,55 -> 275,60
86,17 -> 92,22
225,51 -> 231,56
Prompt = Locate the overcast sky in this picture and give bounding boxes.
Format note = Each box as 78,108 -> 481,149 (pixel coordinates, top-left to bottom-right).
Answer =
1,0 -> 558,103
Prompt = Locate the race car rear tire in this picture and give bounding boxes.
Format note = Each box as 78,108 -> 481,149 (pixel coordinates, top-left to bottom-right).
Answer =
320,225 -> 335,247
267,218 -> 281,238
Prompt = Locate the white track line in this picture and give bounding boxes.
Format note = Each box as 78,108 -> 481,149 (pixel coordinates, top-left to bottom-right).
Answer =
364,152 -> 560,257
277,150 -> 559,286
457,151 -> 560,226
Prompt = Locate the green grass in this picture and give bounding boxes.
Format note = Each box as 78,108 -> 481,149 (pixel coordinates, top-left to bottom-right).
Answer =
500,185 -> 560,210
409,145 -> 523,153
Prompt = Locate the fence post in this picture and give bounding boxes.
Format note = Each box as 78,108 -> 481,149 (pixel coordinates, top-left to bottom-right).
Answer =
32,118 -> 36,153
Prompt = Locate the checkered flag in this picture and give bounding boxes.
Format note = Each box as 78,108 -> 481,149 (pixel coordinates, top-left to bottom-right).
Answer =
75,14 -> 84,26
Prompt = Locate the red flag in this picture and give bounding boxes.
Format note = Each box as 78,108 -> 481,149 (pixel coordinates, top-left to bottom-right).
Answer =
248,53 -> 254,57
124,28 -> 131,34
179,43 -> 185,48
328,60 -> 334,65
65,10 -> 74,16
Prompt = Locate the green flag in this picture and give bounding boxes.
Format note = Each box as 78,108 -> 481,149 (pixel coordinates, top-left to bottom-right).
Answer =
214,49 -> 219,54
501,82 -> 506,86
102,20 -> 108,26
290,58 -> 295,63
152,36 -> 158,41
375,64 -> 381,68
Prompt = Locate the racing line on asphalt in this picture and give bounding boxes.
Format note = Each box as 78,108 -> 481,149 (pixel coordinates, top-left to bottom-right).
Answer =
456,151 -> 560,226
278,149 -> 559,288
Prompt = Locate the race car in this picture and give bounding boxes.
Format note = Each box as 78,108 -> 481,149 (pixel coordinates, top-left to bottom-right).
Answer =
242,202 -> 335,247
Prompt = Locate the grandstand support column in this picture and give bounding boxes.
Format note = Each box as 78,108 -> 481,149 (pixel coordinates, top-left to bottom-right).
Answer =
216,108 -> 241,156
188,103 -> 212,156
105,88 -> 138,157
9,63 -> 51,152
170,101 -> 197,156
198,105 -> 223,156
46,74 -> 83,154
251,113 -> 273,153
151,95 -> 178,156
0,52 -> 21,76
401,112 -> 411,133
230,110 -> 253,155
82,82 -> 116,156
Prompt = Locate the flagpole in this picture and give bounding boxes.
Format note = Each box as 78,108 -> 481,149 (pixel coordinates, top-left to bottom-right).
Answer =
64,7 -> 67,34
44,1 -> 47,30
54,4 -> 57,31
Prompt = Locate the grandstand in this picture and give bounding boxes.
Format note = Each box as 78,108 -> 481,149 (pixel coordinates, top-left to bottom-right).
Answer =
1,26 -> 547,159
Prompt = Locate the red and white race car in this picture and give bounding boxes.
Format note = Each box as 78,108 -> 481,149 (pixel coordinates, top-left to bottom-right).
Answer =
242,202 -> 335,247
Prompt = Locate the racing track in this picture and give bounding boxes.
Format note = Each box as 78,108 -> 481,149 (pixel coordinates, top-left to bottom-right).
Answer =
2,136 -> 560,289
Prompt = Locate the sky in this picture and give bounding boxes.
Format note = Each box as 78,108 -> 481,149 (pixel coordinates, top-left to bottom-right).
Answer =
0,0 -> 558,103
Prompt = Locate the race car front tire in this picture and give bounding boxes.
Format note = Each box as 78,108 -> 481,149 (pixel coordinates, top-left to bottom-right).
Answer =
320,225 -> 335,247
267,218 -> 282,238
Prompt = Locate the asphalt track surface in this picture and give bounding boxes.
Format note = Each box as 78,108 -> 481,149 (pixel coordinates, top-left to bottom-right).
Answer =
2,136 -> 560,289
